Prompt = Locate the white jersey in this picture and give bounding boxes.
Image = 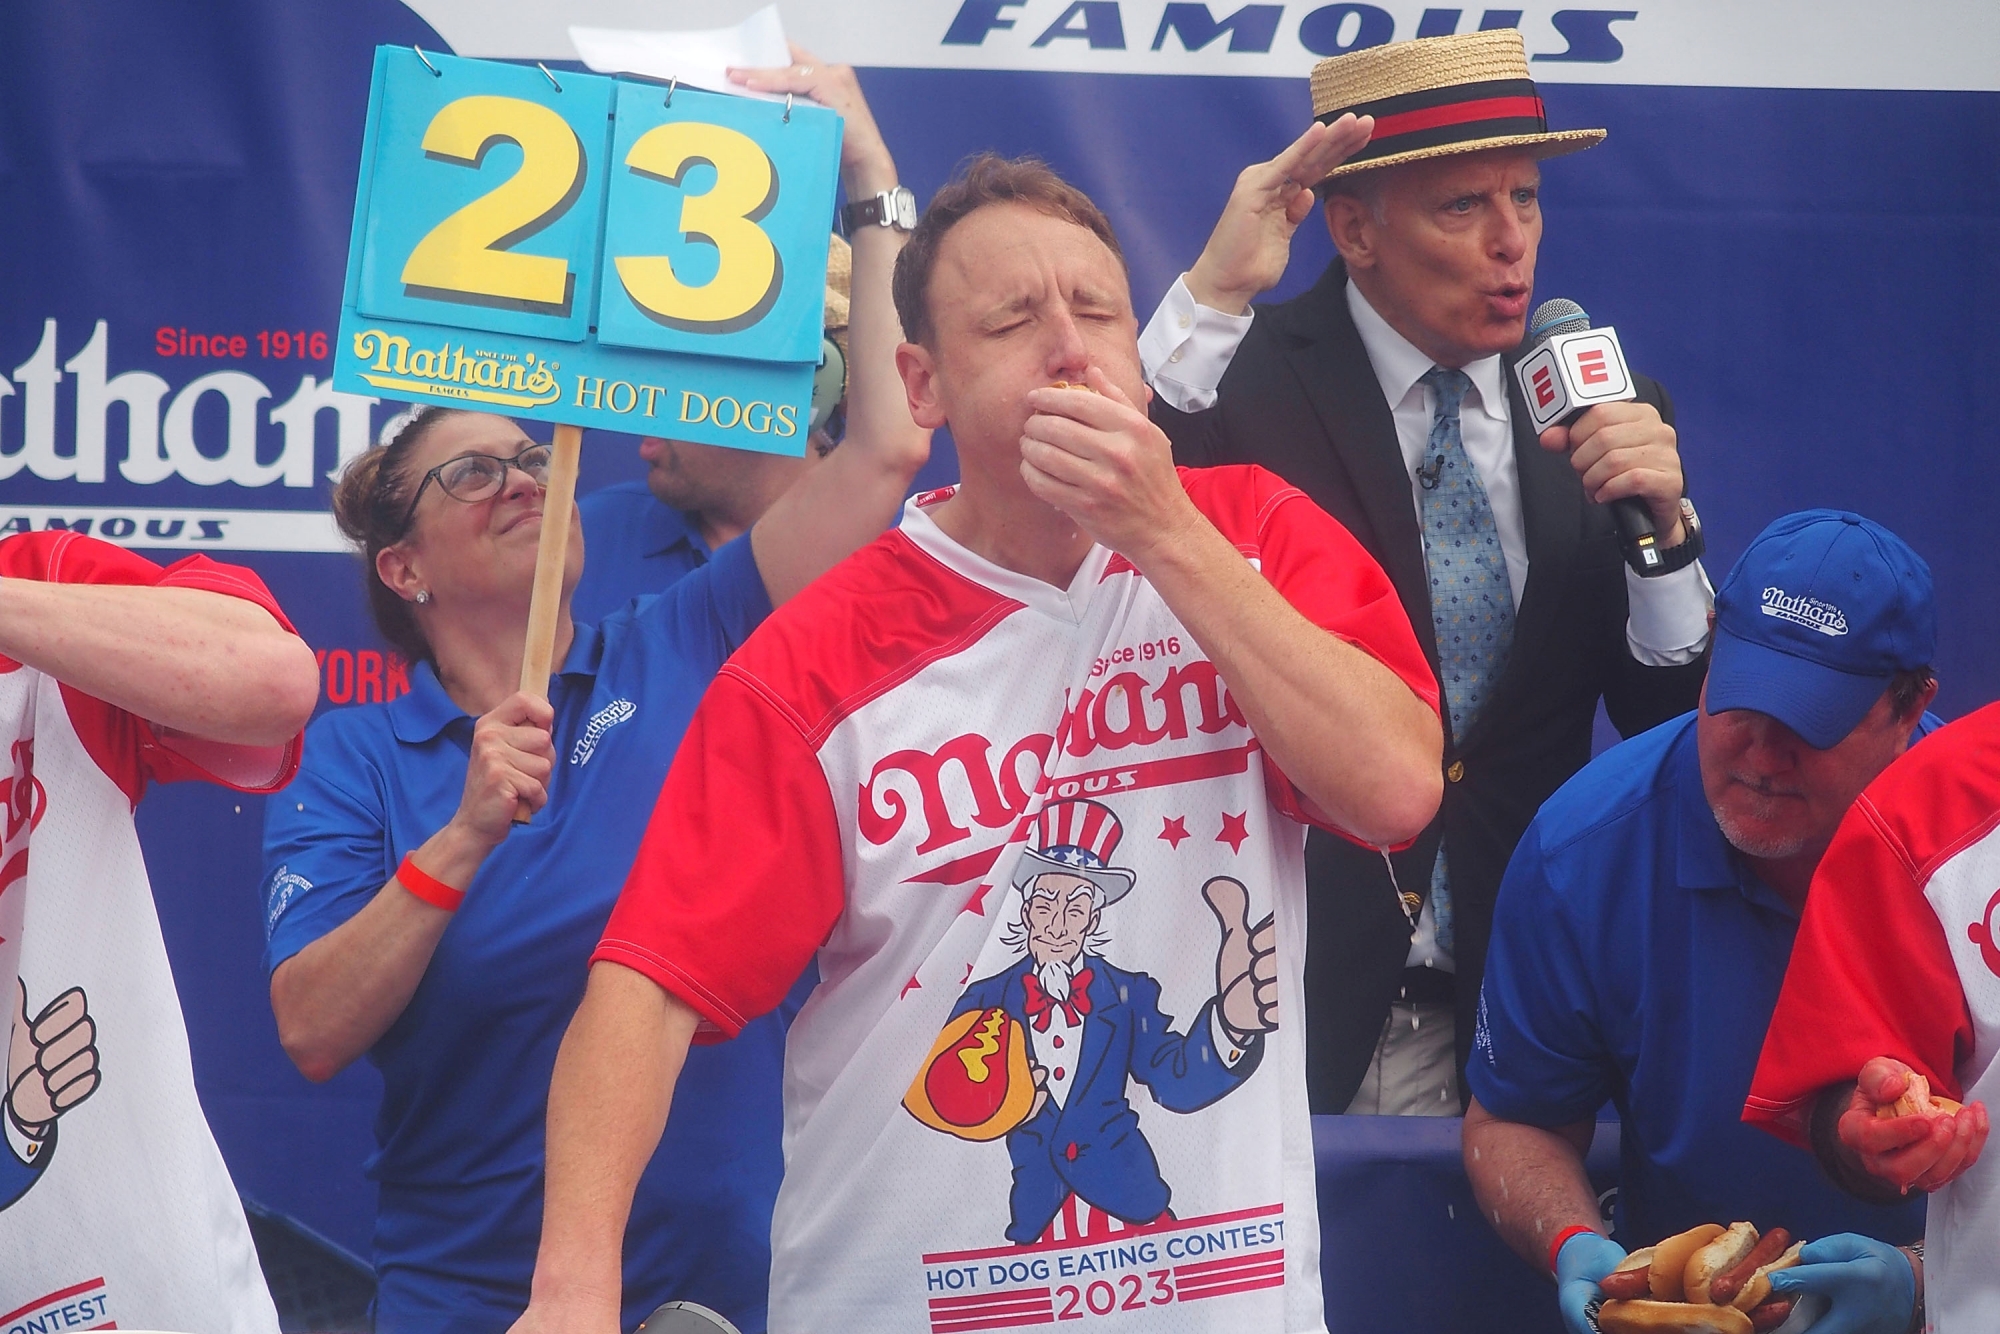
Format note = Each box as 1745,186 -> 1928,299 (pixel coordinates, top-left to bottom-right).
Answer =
598,467 -> 1436,1334
0,532 -> 293,1334
1748,702 -> 2000,1332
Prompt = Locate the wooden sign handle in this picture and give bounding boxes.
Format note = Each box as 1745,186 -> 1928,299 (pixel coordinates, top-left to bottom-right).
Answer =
513,421 -> 584,824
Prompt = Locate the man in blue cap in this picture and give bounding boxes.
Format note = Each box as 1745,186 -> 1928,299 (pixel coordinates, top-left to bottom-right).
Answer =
1460,510 -> 1943,1334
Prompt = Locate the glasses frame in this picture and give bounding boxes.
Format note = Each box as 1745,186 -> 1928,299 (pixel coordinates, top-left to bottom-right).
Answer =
398,442 -> 554,535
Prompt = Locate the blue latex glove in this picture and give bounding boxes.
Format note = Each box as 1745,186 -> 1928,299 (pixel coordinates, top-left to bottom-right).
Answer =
1555,1230 -> 1626,1334
1766,1233 -> 1916,1334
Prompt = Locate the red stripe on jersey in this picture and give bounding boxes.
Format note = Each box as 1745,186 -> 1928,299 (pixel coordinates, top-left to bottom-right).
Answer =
726,528 -> 1026,750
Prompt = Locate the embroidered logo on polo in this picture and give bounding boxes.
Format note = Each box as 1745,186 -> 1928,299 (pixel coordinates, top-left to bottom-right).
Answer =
263,864 -> 313,937
1761,587 -> 1848,637
570,699 -> 636,766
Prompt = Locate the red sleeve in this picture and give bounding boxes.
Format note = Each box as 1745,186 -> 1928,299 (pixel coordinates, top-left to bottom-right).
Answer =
594,667 -> 846,1041
1745,791 -> 1974,1146
0,532 -> 304,803
1187,467 -> 1440,842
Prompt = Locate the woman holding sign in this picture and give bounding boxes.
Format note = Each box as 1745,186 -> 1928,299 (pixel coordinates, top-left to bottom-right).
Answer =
257,55 -> 927,1334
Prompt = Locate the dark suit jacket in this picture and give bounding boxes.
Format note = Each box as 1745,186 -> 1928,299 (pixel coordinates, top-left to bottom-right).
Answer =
1154,260 -> 1707,1113
954,957 -> 1260,1241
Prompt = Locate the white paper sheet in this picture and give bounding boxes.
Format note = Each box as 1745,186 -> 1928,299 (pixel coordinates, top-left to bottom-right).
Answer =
569,4 -> 791,102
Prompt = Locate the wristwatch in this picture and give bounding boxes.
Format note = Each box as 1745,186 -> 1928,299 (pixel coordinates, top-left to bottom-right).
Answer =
842,186 -> 917,234
1640,496 -> 1705,576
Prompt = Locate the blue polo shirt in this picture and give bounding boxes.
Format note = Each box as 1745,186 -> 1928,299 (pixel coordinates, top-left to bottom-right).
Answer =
1467,712 -> 1928,1249
261,537 -> 797,1334
571,480 -> 711,625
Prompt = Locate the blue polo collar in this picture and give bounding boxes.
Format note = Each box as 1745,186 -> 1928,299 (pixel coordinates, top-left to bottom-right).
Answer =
385,621 -> 607,745
1671,719 -> 1796,918
647,502 -> 710,561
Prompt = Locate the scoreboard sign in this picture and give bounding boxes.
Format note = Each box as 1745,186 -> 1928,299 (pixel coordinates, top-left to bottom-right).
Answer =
334,47 -> 841,455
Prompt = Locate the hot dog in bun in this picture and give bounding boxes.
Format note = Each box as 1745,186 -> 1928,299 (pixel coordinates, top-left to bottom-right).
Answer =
1592,1222 -> 1805,1334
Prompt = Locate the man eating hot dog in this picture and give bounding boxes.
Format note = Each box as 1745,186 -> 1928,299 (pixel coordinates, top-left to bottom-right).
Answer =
1460,511 -> 1942,1334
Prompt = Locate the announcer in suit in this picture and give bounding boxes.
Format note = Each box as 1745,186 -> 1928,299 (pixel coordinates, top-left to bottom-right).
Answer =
1142,30 -> 1711,1115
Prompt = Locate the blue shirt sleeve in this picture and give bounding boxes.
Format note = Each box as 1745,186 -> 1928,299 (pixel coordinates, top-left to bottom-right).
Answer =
1466,819 -> 1616,1126
615,529 -> 771,674
259,716 -> 396,974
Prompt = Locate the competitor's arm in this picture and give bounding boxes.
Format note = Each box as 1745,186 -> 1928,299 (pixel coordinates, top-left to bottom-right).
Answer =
0,577 -> 316,747
740,51 -> 932,607
513,962 -> 700,1334
1021,371 -> 1440,847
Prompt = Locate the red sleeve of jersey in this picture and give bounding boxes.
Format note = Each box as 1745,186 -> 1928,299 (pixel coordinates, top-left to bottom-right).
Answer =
594,667 -> 846,1041
1193,467 -> 1440,841
1745,791 -> 1974,1146
0,532 -> 304,803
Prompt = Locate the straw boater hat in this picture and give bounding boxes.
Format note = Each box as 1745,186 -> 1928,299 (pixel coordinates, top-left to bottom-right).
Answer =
823,232 -> 851,358
1313,29 -> 1605,180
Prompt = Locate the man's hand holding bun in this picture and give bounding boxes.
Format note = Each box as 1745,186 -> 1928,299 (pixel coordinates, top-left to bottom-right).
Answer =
1836,1056 -> 1988,1194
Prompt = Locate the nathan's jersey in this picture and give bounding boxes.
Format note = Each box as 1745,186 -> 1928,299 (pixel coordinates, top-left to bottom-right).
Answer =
1747,702 -> 2000,1332
599,466 -> 1437,1334
0,532 -> 293,1334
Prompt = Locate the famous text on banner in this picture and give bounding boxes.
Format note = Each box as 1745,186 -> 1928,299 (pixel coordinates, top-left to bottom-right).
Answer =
597,80 -> 840,364
333,46 -> 837,456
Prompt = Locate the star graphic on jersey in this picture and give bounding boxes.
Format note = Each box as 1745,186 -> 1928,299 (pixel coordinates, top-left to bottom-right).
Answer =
900,974 -> 922,999
960,961 -> 974,985
1216,811 -> 1249,854
1158,816 -> 1189,849
961,883 -> 992,916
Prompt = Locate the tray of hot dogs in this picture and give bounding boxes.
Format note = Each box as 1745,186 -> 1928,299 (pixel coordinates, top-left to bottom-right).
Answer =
1583,1223 -> 1828,1334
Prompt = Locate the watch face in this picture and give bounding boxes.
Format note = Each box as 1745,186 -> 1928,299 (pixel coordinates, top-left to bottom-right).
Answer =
891,187 -> 918,231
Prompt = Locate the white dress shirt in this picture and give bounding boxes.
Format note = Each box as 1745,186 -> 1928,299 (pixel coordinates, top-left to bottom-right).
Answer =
1140,275 -> 1713,970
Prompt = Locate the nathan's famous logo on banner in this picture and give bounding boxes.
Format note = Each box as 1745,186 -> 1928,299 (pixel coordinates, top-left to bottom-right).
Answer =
333,47 -> 838,452
0,317 -> 376,553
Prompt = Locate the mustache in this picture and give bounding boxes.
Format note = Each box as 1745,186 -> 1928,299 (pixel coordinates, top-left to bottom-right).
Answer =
1728,773 -> 1805,799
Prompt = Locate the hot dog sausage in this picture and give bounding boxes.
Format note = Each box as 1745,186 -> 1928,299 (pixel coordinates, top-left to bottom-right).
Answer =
1747,1298 -> 1794,1333
1711,1228 -> 1793,1307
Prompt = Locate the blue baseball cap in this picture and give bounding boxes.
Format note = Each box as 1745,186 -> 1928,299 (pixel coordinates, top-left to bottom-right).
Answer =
1707,510 -> 1935,749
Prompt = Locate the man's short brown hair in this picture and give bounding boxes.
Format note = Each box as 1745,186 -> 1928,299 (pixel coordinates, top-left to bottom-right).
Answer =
891,154 -> 1126,347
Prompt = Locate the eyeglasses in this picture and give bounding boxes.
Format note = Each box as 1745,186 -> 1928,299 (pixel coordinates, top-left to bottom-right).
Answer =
399,443 -> 554,533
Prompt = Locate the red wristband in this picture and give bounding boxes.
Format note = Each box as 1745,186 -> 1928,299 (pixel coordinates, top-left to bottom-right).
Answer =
398,853 -> 465,912
1549,1224 -> 1598,1276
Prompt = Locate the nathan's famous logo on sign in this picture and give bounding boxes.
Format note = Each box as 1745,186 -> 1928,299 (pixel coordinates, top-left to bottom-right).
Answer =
350,329 -> 801,439
0,318 -> 374,552
351,329 -> 562,409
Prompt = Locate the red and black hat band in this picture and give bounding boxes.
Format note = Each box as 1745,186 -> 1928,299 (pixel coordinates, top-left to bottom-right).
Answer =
1317,78 -> 1549,164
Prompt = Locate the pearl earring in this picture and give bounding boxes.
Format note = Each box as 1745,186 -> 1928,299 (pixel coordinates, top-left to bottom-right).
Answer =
414,590 -> 432,605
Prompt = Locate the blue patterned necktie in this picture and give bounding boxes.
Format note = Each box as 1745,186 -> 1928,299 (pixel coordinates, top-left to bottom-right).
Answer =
1416,366 -> 1514,958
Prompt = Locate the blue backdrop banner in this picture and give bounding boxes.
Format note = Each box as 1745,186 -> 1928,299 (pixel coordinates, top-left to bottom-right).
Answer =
1,0 -> 1996,1269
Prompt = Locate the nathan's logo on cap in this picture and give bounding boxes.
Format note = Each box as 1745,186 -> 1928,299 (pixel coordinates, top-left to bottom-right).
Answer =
1761,587 -> 1849,637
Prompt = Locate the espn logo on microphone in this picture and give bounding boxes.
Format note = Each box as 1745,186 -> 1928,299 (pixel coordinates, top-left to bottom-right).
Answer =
1516,327 -> 1634,433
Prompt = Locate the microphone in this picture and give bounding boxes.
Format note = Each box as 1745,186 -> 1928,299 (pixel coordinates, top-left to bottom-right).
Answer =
1514,298 -> 1665,575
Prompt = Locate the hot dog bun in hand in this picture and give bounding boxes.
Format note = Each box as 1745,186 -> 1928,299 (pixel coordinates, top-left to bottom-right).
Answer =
1595,1300 -> 1752,1334
1685,1223 -> 1760,1305
1650,1225 -> 1725,1301
1875,1070 -> 1963,1120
